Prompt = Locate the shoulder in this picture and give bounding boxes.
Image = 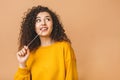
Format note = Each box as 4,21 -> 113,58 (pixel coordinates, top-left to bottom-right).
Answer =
60,41 -> 76,61
55,41 -> 74,52
57,41 -> 71,47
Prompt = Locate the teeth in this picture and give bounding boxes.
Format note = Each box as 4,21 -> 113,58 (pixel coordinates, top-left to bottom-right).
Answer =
40,27 -> 48,31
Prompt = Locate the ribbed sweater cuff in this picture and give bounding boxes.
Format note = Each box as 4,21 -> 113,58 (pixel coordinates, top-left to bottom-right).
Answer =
18,67 -> 30,75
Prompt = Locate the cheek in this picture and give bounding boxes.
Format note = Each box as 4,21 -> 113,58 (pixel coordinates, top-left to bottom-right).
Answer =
35,23 -> 39,28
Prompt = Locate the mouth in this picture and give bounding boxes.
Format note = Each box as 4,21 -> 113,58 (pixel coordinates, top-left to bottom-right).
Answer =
40,27 -> 48,31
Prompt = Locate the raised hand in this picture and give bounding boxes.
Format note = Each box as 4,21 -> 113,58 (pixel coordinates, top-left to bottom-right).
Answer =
16,46 -> 30,68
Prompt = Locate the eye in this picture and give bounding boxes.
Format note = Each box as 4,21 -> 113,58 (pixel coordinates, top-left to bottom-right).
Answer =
36,19 -> 41,23
46,18 -> 51,21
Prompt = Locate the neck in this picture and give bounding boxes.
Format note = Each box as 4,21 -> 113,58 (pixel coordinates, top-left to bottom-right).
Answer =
40,37 -> 54,47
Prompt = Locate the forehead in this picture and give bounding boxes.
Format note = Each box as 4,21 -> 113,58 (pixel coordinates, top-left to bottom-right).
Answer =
36,12 -> 51,18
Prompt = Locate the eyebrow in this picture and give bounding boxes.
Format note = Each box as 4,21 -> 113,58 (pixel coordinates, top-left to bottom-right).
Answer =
36,16 -> 51,18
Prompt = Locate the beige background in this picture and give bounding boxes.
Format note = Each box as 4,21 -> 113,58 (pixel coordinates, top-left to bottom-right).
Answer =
0,0 -> 120,80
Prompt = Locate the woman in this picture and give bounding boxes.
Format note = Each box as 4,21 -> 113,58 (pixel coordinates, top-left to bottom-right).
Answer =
15,5 -> 78,80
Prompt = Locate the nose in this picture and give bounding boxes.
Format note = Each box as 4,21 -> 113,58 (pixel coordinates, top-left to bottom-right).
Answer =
41,20 -> 46,26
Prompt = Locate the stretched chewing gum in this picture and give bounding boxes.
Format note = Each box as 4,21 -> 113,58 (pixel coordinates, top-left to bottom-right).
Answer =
27,31 -> 42,47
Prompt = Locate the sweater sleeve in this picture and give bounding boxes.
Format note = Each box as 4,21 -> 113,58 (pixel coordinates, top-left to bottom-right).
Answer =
14,67 -> 30,80
64,42 -> 78,80
14,52 -> 34,80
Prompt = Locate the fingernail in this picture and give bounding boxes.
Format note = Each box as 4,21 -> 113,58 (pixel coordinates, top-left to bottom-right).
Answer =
24,46 -> 28,49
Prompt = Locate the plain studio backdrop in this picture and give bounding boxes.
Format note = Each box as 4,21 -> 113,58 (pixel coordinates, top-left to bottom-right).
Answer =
0,0 -> 120,80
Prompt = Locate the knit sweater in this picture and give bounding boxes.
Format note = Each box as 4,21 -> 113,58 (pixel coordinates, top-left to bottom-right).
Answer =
14,41 -> 78,80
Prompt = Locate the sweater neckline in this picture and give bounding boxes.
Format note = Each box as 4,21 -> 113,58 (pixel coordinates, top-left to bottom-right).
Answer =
39,41 -> 59,49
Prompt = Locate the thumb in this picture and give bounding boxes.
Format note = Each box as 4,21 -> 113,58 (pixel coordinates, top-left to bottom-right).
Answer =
24,45 -> 30,55
24,45 -> 28,50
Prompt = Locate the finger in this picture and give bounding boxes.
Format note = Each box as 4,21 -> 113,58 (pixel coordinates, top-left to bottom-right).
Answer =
21,48 -> 26,54
26,48 -> 30,57
24,45 -> 30,55
17,48 -> 25,57
20,50 -> 25,56
24,46 -> 28,50
17,51 -> 22,56
18,50 -> 25,57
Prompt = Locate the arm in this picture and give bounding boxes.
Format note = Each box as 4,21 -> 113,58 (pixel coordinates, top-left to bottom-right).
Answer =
14,46 -> 31,80
64,42 -> 78,80
14,67 -> 31,80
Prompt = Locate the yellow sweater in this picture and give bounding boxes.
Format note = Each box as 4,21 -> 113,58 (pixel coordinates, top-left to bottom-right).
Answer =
14,41 -> 78,80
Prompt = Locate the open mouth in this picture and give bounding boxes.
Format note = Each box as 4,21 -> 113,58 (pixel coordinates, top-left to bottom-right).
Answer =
40,27 -> 48,31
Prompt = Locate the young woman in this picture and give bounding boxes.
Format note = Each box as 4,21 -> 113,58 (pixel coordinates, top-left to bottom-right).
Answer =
15,5 -> 78,80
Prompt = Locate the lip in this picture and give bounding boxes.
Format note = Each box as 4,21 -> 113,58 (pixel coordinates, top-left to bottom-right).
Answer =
40,27 -> 48,31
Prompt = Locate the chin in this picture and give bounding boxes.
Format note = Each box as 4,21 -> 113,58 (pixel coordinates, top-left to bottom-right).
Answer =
40,34 -> 50,37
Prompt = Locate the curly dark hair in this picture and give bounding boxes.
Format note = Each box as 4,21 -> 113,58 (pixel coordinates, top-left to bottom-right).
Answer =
18,5 -> 71,51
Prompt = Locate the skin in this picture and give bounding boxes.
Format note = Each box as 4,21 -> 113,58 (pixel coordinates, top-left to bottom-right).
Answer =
17,12 -> 54,68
